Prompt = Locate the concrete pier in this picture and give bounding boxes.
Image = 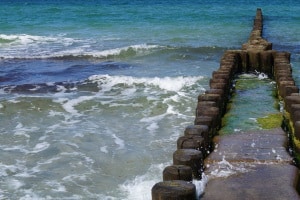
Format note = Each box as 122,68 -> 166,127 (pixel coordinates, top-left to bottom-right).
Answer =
152,8 -> 300,200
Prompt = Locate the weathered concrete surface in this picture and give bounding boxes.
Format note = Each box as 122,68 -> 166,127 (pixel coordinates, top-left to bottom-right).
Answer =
201,164 -> 299,200
201,128 -> 300,199
205,128 -> 292,165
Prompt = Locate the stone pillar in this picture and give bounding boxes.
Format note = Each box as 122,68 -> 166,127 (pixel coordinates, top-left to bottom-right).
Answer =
248,50 -> 261,72
294,121 -> 300,141
163,165 -> 193,181
284,96 -> 300,113
260,51 -> 275,76
152,180 -> 196,200
173,149 -> 203,179
177,135 -> 207,157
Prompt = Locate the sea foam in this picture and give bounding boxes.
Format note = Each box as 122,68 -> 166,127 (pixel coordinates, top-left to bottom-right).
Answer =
88,74 -> 204,92
0,34 -> 161,59
119,163 -> 167,200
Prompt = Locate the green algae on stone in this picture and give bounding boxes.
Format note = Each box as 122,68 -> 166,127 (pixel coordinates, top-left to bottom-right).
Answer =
235,74 -> 274,91
257,113 -> 282,129
291,136 -> 300,166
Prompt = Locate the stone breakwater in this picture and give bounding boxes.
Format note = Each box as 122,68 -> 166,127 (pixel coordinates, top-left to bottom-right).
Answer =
152,8 -> 300,199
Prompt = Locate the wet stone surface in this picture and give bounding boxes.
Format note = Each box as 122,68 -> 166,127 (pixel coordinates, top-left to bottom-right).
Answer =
205,128 -> 292,166
201,128 -> 299,200
201,164 -> 299,200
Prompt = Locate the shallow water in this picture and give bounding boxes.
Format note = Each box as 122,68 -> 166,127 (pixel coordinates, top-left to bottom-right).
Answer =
220,74 -> 279,134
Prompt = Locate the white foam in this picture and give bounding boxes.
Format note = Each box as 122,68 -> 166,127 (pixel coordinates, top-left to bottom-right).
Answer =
28,85 -> 41,91
239,73 -> 257,78
90,44 -> 160,58
14,123 -> 40,138
29,142 -> 50,154
119,163 -> 167,200
62,174 -> 87,182
0,190 -> 4,199
249,117 -> 257,122
19,189 -> 44,200
140,113 -> 167,123
7,179 -> 24,190
193,174 -> 209,199
0,163 -> 20,177
45,181 -> 67,192
239,72 -> 269,80
121,88 -> 137,96
146,122 -> 159,132
258,72 -> 268,80
0,35 -> 161,59
0,34 -> 76,46
112,134 -> 125,150
170,94 -> 181,102
88,74 -> 203,92
8,99 -> 21,103
73,132 -> 84,137
37,157 -> 61,166
56,85 -> 68,93
100,146 -> 109,154
52,43 -> 160,59
209,156 -> 250,178
0,34 -> 81,59
48,110 -> 65,117
166,104 -> 179,115
2,145 -> 26,152
0,34 -> 52,45
61,96 -> 94,115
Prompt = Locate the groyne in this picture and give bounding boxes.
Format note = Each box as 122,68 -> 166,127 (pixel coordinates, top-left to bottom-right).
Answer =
152,8 -> 300,199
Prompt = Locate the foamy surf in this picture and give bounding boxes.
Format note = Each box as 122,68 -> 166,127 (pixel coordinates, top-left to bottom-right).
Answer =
88,74 -> 204,92
119,163 -> 168,200
0,34 -> 162,60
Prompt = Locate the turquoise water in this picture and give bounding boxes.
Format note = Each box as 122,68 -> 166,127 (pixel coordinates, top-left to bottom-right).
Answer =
0,0 -> 300,199
220,74 -> 279,134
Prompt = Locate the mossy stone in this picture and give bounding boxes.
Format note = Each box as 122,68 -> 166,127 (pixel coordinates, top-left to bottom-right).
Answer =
257,113 -> 282,129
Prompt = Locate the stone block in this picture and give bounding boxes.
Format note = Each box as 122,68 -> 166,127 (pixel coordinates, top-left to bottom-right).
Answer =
173,149 -> 204,179
294,121 -> 300,141
177,135 -> 206,156
163,165 -> 193,181
152,180 -> 196,200
285,96 -> 300,113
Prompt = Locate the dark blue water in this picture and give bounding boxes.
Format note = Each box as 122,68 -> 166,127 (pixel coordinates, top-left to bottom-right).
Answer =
0,0 -> 300,199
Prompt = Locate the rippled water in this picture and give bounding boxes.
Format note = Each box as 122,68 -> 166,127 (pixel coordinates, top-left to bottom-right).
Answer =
0,0 -> 300,199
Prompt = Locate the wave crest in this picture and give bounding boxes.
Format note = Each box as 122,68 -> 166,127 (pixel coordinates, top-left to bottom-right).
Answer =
88,74 -> 204,92
0,34 -> 162,60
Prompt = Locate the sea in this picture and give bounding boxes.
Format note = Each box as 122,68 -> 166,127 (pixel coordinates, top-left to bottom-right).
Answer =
0,0 -> 300,199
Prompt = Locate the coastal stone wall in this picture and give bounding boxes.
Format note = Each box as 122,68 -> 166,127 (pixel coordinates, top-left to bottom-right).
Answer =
152,8 -> 300,199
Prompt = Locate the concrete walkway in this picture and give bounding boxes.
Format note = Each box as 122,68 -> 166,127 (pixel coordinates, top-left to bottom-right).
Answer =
201,128 -> 299,199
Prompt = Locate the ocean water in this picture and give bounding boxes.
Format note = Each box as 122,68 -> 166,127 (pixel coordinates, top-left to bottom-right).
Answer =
0,0 -> 300,199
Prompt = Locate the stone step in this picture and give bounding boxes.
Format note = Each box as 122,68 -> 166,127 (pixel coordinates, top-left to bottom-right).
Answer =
201,128 -> 299,200
205,128 -> 292,165
201,164 -> 299,200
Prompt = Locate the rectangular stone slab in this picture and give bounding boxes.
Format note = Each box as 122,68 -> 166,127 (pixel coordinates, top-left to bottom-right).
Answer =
201,164 -> 299,200
201,128 -> 299,199
205,128 -> 292,166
